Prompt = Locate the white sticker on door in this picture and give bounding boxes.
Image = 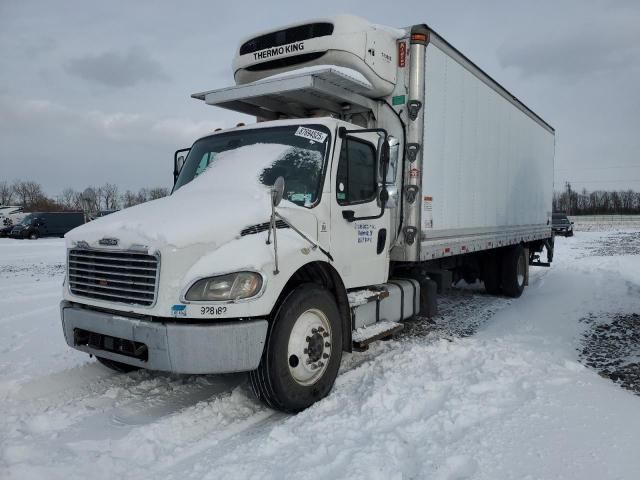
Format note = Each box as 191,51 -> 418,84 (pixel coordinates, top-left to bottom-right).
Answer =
355,223 -> 376,244
294,126 -> 328,143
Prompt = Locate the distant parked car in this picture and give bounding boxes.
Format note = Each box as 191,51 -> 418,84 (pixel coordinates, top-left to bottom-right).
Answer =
0,205 -> 26,227
9,212 -> 85,239
552,213 -> 574,237
0,224 -> 14,238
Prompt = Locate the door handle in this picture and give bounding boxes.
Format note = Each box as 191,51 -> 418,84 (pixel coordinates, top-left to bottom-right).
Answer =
377,228 -> 387,254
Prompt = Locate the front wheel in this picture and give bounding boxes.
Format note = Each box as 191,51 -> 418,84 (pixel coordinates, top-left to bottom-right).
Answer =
249,284 -> 343,413
28,232 -> 38,240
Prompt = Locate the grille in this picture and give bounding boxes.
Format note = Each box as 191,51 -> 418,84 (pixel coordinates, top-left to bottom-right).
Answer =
245,52 -> 326,72
68,249 -> 159,306
241,220 -> 289,237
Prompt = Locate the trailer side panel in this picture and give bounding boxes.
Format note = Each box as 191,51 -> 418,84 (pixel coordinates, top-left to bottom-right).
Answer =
419,42 -> 554,260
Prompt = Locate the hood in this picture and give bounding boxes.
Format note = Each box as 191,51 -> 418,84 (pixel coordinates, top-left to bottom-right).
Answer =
67,191 -> 275,252
66,143 -> 319,252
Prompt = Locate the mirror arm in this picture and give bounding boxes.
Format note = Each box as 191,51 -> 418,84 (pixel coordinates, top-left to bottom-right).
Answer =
338,126 -> 389,140
342,193 -> 387,223
275,212 -> 333,262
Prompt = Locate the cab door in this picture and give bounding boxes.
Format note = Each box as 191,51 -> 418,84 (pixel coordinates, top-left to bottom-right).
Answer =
329,130 -> 390,289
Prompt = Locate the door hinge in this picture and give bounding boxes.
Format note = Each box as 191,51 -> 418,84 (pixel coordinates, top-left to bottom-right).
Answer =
407,100 -> 422,121
403,226 -> 418,245
405,185 -> 419,203
406,143 -> 420,162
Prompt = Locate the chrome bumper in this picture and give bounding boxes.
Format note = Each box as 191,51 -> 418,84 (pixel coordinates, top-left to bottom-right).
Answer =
60,302 -> 268,374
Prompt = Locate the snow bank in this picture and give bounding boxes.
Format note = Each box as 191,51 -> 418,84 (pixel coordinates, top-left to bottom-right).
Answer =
2,232 -> 640,479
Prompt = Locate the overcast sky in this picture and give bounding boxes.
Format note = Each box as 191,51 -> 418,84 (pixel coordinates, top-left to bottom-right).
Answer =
1,0 -> 639,195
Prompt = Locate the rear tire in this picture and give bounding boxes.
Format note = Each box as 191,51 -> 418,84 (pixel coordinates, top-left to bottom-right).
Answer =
249,284 -> 343,413
29,232 -> 38,240
501,245 -> 527,298
482,252 -> 502,295
96,356 -> 140,373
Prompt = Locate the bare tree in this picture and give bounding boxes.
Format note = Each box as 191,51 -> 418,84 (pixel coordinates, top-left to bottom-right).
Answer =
23,181 -> 45,207
148,187 -> 169,200
0,181 -> 14,205
135,188 -> 149,205
101,183 -> 120,210
12,180 -> 28,207
58,188 -> 78,210
121,190 -> 138,208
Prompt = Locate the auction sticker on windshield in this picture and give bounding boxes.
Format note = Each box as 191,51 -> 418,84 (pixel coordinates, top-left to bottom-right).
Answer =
295,126 -> 327,143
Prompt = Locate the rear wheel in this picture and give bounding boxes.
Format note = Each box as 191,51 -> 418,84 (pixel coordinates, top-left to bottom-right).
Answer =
96,356 -> 140,373
249,284 -> 343,413
28,232 -> 38,240
501,245 -> 527,298
482,252 -> 502,295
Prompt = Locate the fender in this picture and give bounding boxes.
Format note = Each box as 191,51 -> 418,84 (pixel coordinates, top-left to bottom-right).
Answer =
177,229 -> 335,320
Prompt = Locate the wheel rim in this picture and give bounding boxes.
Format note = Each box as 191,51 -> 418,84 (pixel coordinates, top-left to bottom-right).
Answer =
517,251 -> 526,287
287,308 -> 332,386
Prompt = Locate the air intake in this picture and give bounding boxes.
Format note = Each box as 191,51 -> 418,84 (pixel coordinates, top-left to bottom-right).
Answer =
241,220 -> 288,237
240,22 -> 334,56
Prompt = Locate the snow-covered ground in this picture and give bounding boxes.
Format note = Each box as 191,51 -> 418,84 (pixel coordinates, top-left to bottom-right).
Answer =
1,231 -> 640,480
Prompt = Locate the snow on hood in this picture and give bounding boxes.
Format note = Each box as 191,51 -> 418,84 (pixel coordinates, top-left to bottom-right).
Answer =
67,144 -> 297,251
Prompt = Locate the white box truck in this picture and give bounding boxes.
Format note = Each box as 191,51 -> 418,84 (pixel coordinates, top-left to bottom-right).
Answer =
60,15 -> 555,412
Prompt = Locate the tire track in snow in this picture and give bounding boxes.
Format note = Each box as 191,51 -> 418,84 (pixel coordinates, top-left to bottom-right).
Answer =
0,304 -> 59,325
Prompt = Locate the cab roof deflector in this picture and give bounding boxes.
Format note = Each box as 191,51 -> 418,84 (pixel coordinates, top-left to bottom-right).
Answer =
191,68 -> 377,120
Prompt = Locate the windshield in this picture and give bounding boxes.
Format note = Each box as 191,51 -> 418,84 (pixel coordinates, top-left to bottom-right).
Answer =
173,125 -> 331,208
20,215 -> 35,226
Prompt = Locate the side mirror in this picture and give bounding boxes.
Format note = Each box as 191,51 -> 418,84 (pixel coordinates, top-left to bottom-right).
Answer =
386,136 -> 400,184
173,148 -> 190,185
380,140 -> 390,171
271,176 -> 285,207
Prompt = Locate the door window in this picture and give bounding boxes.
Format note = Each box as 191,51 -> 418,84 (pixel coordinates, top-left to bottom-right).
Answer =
336,138 -> 377,205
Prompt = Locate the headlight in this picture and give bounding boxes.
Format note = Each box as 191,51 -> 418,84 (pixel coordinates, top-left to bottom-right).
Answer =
185,272 -> 263,301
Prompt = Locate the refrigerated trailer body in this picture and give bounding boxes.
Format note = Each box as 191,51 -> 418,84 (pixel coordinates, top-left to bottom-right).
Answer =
61,15 -> 555,412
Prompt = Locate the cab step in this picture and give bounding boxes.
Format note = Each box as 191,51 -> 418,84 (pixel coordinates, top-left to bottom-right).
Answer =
347,287 -> 389,307
352,321 -> 403,351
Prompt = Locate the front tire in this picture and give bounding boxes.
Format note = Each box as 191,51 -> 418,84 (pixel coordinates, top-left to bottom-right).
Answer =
29,232 -> 38,240
249,284 -> 343,413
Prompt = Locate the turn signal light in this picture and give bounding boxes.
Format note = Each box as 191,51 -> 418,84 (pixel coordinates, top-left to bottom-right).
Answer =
410,32 -> 428,43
